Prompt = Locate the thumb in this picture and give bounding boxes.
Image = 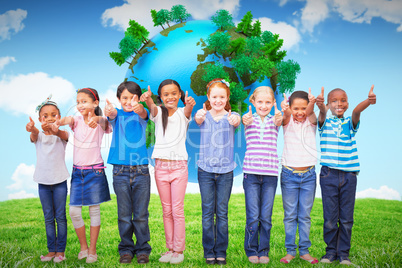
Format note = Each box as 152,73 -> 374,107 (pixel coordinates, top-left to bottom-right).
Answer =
275,102 -> 280,112
185,91 -> 188,99
283,93 -> 287,102
309,88 -> 312,95
320,87 -> 324,96
369,85 -> 374,94
106,98 -> 111,105
228,110 -> 232,117
203,103 -> 206,111
55,114 -> 59,121
29,116 -> 34,123
88,112 -> 92,119
148,85 -> 151,93
133,94 -> 139,102
248,105 -> 252,115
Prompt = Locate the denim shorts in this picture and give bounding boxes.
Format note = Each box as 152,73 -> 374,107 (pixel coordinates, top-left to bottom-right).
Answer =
70,166 -> 111,206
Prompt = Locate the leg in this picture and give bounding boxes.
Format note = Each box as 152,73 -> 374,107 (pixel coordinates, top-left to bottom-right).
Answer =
198,168 -> 217,259
88,205 -> 101,256
53,181 -> 68,256
69,206 -> 88,253
243,173 -> 261,258
38,184 -> 56,256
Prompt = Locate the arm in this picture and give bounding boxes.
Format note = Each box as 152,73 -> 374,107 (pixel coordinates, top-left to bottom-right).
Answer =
26,117 -> 39,142
195,103 -> 207,125
140,86 -> 158,118
50,115 -> 69,141
59,116 -> 74,127
184,91 -> 196,119
273,103 -> 283,127
281,93 -> 291,126
88,114 -> 110,131
352,85 -> 376,128
316,87 -> 327,127
307,88 -> 317,125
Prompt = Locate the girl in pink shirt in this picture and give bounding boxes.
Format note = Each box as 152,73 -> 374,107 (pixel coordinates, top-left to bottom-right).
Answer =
60,88 -> 112,263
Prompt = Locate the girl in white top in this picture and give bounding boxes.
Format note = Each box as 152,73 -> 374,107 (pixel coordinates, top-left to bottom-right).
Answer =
26,96 -> 69,263
140,79 -> 195,264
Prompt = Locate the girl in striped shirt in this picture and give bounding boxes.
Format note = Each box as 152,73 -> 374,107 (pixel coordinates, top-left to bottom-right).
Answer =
241,86 -> 282,264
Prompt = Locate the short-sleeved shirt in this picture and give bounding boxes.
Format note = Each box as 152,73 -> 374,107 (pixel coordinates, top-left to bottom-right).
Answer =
150,106 -> 190,160
243,113 -> 280,176
196,111 -> 239,174
33,132 -> 70,185
107,108 -> 149,166
319,115 -> 360,172
70,115 -> 112,166
282,116 -> 317,167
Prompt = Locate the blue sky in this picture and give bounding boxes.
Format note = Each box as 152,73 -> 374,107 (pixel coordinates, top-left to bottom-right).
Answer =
1,0 -> 401,201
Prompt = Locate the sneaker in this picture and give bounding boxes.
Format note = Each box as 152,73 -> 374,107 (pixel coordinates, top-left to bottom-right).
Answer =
320,254 -> 337,263
339,257 -> 353,265
119,254 -> 132,264
137,254 -> 149,264
170,252 -> 184,264
159,251 -> 173,263
78,249 -> 88,260
86,254 -> 98,263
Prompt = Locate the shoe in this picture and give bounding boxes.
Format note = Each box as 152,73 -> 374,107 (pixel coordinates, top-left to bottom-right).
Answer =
206,258 -> 216,265
248,256 -> 259,264
259,256 -> 270,264
300,254 -> 319,264
159,251 -> 173,263
53,255 -> 66,263
280,256 -> 293,264
339,257 -> 353,265
86,254 -> 98,263
78,249 -> 88,260
320,254 -> 337,263
137,254 -> 149,264
216,258 -> 226,265
40,255 -> 55,262
170,252 -> 184,264
119,254 -> 132,264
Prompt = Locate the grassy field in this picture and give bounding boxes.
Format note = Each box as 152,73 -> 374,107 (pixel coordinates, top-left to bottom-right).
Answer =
0,194 -> 400,267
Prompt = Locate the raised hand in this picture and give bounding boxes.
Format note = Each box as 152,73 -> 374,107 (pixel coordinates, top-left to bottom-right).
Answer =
228,110 -> 240,126
140,86 -> 152,102
41,115 -> 50,132
274,102 -> 283,124
281,93 -> 289,112
242,105 -> 253,125
104,99 -> 114,117
87,112 -> 98,128
26,117 -> 35,132
316,87 -> 325,110
131,94 -> 142,114
184,91 -> 196,107
308,88 -> 316,104
195,103 -> 207,121
50,114 -> 61,134
368,85 -> 376,105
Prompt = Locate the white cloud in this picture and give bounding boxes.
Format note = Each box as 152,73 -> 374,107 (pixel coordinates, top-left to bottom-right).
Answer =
300,0 -> 330,33
7,163 -> 37,192
0,72 -> 76,118
101,0 -> 240,38
256,17 -> 302,50
0,9 -> 28,41
0,56 -> 16,71
8,190 -> 36,200
356,185 -> 401,200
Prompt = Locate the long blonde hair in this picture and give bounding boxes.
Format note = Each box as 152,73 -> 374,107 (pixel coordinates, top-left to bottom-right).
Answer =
204,78 -> 231,111
249,86 -> 275,103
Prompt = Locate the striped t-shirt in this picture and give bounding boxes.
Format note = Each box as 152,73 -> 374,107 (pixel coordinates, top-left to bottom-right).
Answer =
243,113 -> 280,176
319,115 -> 360,172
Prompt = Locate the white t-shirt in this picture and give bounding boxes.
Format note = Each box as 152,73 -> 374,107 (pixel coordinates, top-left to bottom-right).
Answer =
150,106 -> 190,160
33,132 -> 70,185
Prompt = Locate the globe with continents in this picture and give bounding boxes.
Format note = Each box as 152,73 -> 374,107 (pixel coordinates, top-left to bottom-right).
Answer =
123,20 -> 283,183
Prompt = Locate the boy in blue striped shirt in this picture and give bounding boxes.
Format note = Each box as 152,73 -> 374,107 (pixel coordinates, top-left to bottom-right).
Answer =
316,85 -> 376,265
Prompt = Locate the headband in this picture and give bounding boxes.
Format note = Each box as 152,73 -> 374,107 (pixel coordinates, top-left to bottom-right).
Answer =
36,95 -> 59,112
207,79 -> 230,91
77,88 -> 98,100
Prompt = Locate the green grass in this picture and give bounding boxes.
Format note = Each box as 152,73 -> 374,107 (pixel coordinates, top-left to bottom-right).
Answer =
0,194 -> 400,267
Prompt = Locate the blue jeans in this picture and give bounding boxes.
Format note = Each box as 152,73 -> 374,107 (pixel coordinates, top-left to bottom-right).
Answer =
112,164 -> 151,257
198,168 -> 233,259
281,166 -> 316,256
243,173 -> 277,257
38,181 -> 67,253
320,166 -> 357,260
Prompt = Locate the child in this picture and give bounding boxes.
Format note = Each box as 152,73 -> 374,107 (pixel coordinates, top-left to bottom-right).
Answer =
104,81 -> 151,264
279,89 -> 319,264
26,96 -> 69,263
241,86 -> 283,264
194,78 -> 241,265
60,88 -> 112,263
316,86 -> 376,265
140,79 -> 195,264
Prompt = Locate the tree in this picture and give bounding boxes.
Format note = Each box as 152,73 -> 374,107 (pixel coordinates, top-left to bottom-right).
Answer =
126,19 -> 150,44
236,11 -> 253,36
229,38 -> 246,56
229,81 -> 248,114
109,52 -> 129,66
250,57 -> 275,82
157,9 -> 171,28
170,5 -> 191,23
151,9 -> 164,30
119,35 -> 142,60
251,20 -> 262,37
206,32 -> 230,56
231,54 -> 251,77
211,9 -> 234,31
276,59 -> 301,93
202,63 -> 229,83
245,36 -> 263,57
261,31 -> 274,45
261,33 -> 286,63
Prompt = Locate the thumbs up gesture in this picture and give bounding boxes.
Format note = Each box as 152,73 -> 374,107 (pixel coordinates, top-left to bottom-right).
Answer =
131,94 -> 142,114
50,114 -> 61,134
196,103 -> 207,121
281,93 -> 289,112
104,98 -> 115,117
87,112 -> 98,128
140,86 -> 152,102
242,105 -> 253,125
228,110 -> 240,126
274,102 -> 283,125
26,117 -> 35,132
368,85 -> 376,105
41,115 -> 50,133
316,87 -> 325,110
308,88 -> 316,104
184,91 -> 196,107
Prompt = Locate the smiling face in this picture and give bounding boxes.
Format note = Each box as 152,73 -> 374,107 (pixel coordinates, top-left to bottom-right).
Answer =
251,91 -> 274,118
328,89 -> 349,118
207,85 -> 228,113
290,98 -> 309,122
119,88 -> 137,112
160,84 -> 181,110
76,92 -> 98,116
39,104 -> 60,123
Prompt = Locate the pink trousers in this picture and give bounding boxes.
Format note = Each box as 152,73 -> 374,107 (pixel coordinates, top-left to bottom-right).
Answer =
155,160 -> 188,252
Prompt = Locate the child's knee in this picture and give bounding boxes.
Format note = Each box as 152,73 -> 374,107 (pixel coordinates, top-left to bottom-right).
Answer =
89,205 -> 101,227
69,206 -> 84,229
